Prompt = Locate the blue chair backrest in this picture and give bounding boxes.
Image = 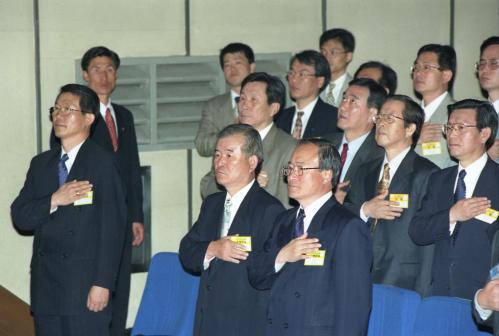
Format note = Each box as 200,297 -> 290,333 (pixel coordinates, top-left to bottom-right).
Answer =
132,252 -> 200,336
368,284 -> 421,336
413,296 -> 492,336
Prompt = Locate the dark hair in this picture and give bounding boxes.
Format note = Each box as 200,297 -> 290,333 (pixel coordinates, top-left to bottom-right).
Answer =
219,43 -> 255,69
216,124 -> 263,174
240,72 -> 286,113
81,46 -> 120,71
348,78 -> 388,110
384,95 -> 424,147
297,138 -> 341,188
480,36 -> 499,55
319,28 -> 355,53
289,50 -> 331,92
416,44 -> 457,91
447,99 -> 498,150
50,84 -> 99,122
354,61 -> 398,95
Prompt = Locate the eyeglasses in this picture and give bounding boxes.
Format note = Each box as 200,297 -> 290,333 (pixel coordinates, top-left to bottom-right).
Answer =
50,105 -> 83,117
286,71 -> 317,81
321,48 -> 348,57
442,123 -> 478,134
475,59 -> 499,71
373,113 -> 405,124
411,64 -> 442,73
282,165 -> 321,176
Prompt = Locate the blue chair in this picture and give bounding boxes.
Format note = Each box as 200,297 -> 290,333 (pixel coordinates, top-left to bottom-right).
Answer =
132,252 -> 200,336
368,284 -> 421,336
413,296 -> 492,336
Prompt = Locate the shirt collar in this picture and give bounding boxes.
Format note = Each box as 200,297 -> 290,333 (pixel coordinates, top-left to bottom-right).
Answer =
61,140 -> 86,173
230,90 -> 239,109
258,122 -> 274,141
99,99 -> 114,118
382,146 -> 411,177
421,91 -> 448,122
301,191 -> 333,224
225,179 -> 255,206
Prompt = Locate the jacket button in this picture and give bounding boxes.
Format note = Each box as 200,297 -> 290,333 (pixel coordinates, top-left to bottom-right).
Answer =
294,291 -> 300,298
283,322 -> 288,329
206,285 -> 212,291
268,318 -> 272,325
62,253 -> 68,259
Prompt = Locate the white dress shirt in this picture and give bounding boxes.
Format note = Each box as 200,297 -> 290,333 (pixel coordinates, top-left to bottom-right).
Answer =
100,100 -> 118,137
259,122 -> 273,141
360,147 -> 411,221
290,97 -> 319,138
421,91 -> 448,122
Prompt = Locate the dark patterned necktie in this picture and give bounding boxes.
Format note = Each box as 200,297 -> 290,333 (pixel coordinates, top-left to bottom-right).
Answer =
58,154 -> 69,186
294,208 -> 306,238
105,108 -> 119,152
452,169 -> 467,243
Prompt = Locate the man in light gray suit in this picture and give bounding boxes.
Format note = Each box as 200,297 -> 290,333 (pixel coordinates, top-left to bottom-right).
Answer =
412,44 -> 456,168
195,43 -> 255,157
201,72 -> 295,207
319,28 -> 355,107
323,78 -> 386,204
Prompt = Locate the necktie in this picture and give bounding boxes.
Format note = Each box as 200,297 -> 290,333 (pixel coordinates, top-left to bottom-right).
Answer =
338,143 -> 349,180
58,154 -> 69,186
233,96 -> 239,120
105,108 -> 119,152
326,82 -> 336,106
294,208 -> 306,238
221,198 -> 232,237
292,111 -> 305,139
372,163 -> 390,232
452,170 -> 467,242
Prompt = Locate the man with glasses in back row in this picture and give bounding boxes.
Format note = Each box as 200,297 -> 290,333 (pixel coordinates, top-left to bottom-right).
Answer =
412,44 -> 457,169
476,36 -> 499,162
275,50 -> 340,140
410,99 -> 499,301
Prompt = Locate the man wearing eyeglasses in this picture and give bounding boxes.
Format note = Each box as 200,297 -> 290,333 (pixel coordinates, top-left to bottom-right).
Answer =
410,99 -> 499,300
477,36 -> 499,162
344,95 -> 439,295
275,50 -> 339,139
412,44 -> 457,169
12,84 -> 126,335
319,28 -> 355,107
180,124 -> 284,336
249,138 -> 372,336
323,78 -> 387,204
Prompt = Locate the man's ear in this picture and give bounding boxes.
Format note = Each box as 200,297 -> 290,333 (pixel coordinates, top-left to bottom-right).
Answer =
405,123 -> 417,140
250,63 -> 256,74
248,154 -> 259,172
479,127 -> 492,146
442,69 -> 453,85
321,169 -> 333,185
84,113 -> 96,127
82,71 -> 90,83
346,51 -> 353,64
269,102 -> 281,118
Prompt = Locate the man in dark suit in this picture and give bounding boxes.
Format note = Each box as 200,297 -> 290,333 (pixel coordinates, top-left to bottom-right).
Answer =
345,95 -> 439,295
180,124 -> 285,336
323,78 -> 386,203
275,50 -> 339,139
195,42 -> 255,157
249,138 -> 372,336
200,72 -> 295,206
410,99 -> 499,300
473,229 -> 499,335
12,84 -> 126,335
50,46 -> 145,335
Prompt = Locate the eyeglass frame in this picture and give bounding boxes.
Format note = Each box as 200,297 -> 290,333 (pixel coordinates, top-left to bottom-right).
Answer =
282,165 -> 321,176
475,59 -> 499,71
373,113 -> 405,124
441,123 -> 478,134
286,70 -> 318,81
410,63 -> 443,74
49,105 -> 85,117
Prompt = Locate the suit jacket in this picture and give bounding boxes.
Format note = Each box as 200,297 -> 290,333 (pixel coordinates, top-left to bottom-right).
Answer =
323,129 -> 384,183
248,197 -> 372,336
320,73 -> 352,107
11,139 -> 127,315
200,124 -> 296,207
345,150 -> 439,295
51,103 -> 143,225
275,98 -> 340,138
473,229 -> 499,335
415,93 -> 456,169
409,158 -> 499,300
179,182 -> 285,336
195,92 -> 236,157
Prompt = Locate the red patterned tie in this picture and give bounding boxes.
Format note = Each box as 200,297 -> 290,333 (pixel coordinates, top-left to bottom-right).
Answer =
338,143 -> 348,179
105,108 -> 118,152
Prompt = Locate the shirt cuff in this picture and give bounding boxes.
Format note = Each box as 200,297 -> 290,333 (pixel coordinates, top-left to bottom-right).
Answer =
50,207 -> 58,214
203,255 -> 215,270
274,262 -> 285,273
475,289 -> 494,321
360,202 -> 369,222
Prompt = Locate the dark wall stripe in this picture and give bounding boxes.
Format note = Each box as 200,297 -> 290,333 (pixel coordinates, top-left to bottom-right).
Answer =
33,0 -> 42,154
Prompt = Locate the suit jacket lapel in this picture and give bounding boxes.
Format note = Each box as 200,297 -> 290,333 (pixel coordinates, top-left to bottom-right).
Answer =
344,130 -> 377,181
306,196 -> 335,235
304,100 -> 321,138
388,150 -> 416,195
66,140 -> 90,182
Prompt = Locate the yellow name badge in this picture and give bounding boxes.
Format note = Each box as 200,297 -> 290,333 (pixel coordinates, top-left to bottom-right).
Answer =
390,194 -> 409,208
422,142 -> 442,156
475,208 -> 499,224
230,236 -> 252,252
74,191 -> 93,206
304,250 -> 326,266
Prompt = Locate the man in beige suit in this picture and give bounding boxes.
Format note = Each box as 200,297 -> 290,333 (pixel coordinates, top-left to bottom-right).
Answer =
195,42 -> 256,157
201,72 -> 295,207
412,44 -> 456,168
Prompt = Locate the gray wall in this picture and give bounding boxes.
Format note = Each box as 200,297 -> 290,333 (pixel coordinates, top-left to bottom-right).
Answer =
1,0 -> 498,328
